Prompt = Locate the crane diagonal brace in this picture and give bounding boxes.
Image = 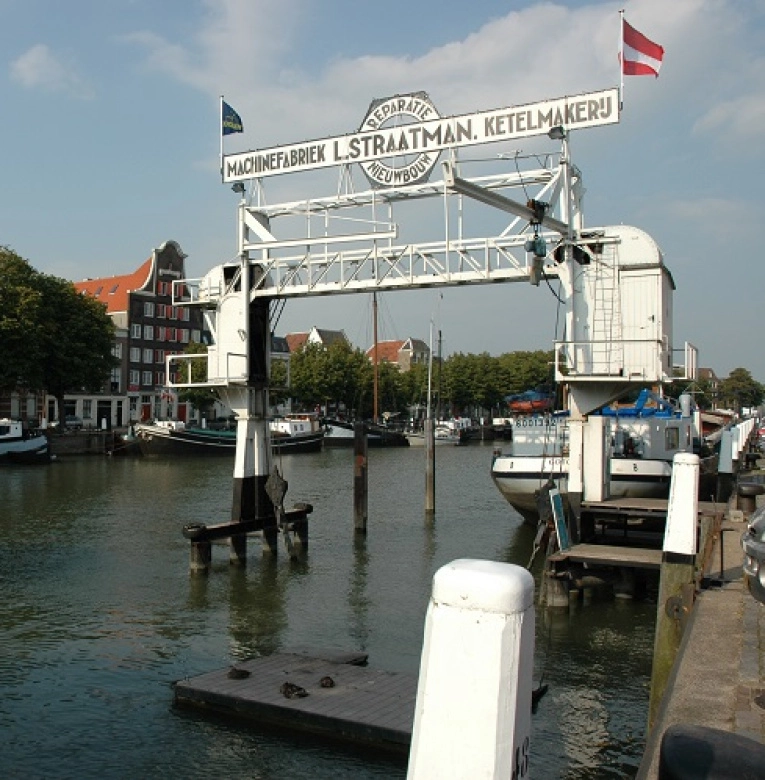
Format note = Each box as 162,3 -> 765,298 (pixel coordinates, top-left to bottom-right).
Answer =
443,161 -> 569,235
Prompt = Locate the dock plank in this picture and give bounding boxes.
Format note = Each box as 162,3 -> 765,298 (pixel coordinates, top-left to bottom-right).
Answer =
174,652 -> 417,754
552,543 -> 663,569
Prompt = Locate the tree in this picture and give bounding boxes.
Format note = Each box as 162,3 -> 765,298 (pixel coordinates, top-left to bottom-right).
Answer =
495,350 -> 554,399
270,357 -> 289,406
719,368 -> 764,412
0,248 -> 44,393
0,247 -> 117,423
38,274 -> 117,422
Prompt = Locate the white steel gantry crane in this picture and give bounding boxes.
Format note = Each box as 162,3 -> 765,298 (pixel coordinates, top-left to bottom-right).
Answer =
166,100 -> 695,550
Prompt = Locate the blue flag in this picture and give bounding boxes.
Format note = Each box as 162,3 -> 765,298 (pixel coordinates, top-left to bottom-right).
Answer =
222,100 -> 243,136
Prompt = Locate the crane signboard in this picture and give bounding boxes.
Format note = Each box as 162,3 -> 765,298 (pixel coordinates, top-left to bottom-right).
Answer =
222,87 -> 619,184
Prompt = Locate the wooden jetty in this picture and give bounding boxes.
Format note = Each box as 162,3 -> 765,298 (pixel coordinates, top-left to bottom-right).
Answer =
173,651 -> 416,755
543,497 -> 725,606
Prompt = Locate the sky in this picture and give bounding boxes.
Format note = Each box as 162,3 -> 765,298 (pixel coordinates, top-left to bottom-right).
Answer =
2,0 -> 764,382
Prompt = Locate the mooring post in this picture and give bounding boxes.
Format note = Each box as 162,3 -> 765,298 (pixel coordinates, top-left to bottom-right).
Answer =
716,428 -> 734,504
190,540 -> 212,574
424,418 -> 435,517
648,452 -> 699,729
353,421 -> 368,534
407,559 -> 535,780
229,533 -> 247,566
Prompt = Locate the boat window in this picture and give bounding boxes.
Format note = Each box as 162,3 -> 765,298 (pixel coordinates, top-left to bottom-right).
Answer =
0,424 -> 9,435
665,426 -> 680,451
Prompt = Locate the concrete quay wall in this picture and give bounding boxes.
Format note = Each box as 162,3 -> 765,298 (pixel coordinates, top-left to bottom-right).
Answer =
637,491 -> 765,778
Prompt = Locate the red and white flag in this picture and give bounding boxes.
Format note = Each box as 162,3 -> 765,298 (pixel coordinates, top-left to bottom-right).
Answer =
621,19 -> 664,77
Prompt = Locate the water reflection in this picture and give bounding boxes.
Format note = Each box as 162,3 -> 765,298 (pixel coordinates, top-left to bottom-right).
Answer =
227,562 -> 288,659
0,447 -> 654,778
349,537 -> 371,650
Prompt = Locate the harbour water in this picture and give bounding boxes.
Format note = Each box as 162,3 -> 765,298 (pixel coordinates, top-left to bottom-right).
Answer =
2,443 -> 655,778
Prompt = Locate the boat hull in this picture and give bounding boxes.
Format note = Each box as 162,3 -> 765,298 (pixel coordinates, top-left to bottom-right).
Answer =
323,419 -> 409,448
491,454 -> 674,524
491,452 -> 718,524
405,431 -> 463,446
0,433 -> 51,465
135,425 -> 324,456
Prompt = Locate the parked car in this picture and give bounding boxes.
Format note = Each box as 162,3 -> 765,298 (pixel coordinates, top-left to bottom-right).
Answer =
51,415 -> 84,430
743,505 -> 765,604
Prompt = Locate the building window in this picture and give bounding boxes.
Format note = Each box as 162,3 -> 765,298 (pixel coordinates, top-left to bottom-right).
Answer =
181,307 -> 189,322
130,347 -> 141,363
157,304 -> 166,319
112,343 -> 122,359
144,302 -> 155,317
157,281 -> 166,296
168,328 -> 177,342
156,371 -> 165,386
191,329 -> 201,343
131,324 -> 141,339
110,368 -> 121,392
142,371 -> 152,386
155,349 -> 165,363
83,400 -> 93,420
143,325 -> 154,340
180,329 -> 190,344
143,348 -> 153,363
130,370 -> 140,386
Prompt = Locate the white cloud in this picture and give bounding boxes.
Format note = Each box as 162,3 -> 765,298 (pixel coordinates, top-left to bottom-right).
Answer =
122,0 -> 763,149
9,43 -> 93,99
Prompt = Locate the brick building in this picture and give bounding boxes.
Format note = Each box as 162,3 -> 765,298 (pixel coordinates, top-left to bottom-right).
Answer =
69,240 -> 206,427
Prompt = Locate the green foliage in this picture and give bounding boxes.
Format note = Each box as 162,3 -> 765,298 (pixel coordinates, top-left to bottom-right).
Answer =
0,248 -> 44,392
719,368 -> 764,411
269,357 -> 289,405
284,341 -> 556,419
290,341 -> 374,415
0,247 -> 117,417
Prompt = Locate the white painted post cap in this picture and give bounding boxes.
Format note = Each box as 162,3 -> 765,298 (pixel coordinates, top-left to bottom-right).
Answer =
431,559 -> 535,615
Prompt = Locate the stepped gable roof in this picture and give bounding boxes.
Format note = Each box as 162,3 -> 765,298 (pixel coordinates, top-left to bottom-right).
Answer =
74,257 -> 153,314
366,339 -> 405,364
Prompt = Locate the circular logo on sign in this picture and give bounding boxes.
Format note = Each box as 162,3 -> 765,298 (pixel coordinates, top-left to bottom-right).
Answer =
358,91 -> 441,188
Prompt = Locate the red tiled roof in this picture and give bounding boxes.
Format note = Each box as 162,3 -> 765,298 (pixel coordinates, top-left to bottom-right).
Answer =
74,257 -> 153,314
286,333 -> 309,352
366,339 -> 405,364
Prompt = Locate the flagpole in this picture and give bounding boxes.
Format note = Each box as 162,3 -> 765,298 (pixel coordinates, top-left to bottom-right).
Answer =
219,95 -> 224,177
619,10 -> 625,110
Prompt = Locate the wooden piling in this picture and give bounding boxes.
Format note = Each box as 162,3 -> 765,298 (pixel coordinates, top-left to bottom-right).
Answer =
260,524 -> 279,556
230,533 -> 247,566
424,419 -> 435,517
353,421 -> 368,534
190,540 -> 212,574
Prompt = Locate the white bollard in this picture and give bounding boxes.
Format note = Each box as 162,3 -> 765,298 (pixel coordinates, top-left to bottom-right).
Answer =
718,430 -> 734,475
407,559 -> 535,780
664,453 -> 700,556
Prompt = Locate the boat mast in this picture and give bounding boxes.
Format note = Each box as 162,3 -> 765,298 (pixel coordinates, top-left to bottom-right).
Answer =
373,291 -> 379,423
426,320 -> 434,421
437,329 -> 443,421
